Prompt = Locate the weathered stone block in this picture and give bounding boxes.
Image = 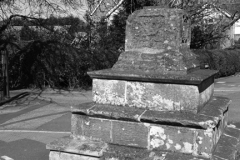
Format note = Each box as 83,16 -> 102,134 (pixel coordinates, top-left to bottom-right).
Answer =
126,82 -> 182,111
125,7 -> 190,53
47,136 -> 210,160
106,7 -> 200,74
72,115 -> 149,148
47,136 -> 108,158
71,114 -> 112,142
71,114 -> 227,157
149,125 -> 195,153
92,78 -> 214,113
126,81 -> 214,112
92,79 -> 126,106
112,120 -> 149,148
194,128 -> 215,158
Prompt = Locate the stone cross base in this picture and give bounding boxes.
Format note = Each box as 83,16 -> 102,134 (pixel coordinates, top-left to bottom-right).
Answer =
47,96 -> 240,160
46,6 -> 240,160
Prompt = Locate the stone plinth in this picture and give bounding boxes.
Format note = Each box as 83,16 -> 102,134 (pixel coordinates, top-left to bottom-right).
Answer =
46,6 -> 238,160
89,69 -> 217,113
70,96 -> 230,158
48,124 -> 240,160
92,79 -> 213,113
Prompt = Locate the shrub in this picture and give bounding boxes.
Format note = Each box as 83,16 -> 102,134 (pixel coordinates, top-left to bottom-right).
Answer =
193,48 -> 240,78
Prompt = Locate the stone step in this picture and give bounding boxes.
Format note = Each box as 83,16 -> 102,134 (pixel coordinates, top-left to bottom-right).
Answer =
71,96 -> 230,130
47,125 -> 240,160
71,114 -> 225,158
70,96 -> 230,158
47,136 -> 208,160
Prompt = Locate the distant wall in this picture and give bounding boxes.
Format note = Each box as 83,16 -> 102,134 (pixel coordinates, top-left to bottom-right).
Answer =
234,20 -> 240,41
221,25 -> 234,49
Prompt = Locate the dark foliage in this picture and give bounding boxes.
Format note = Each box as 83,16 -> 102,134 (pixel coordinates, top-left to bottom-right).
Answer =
5,13 -> 125,89
3,0 -> 240,90
193,48 -> 240,77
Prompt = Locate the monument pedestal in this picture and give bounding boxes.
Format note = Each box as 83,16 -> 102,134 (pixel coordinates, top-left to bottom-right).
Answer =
47,95 -> 238,160
47,7 -> 240,160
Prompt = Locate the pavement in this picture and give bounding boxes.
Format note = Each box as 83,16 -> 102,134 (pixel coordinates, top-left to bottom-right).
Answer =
0,74 -> 240,160
0,89 -> 92,160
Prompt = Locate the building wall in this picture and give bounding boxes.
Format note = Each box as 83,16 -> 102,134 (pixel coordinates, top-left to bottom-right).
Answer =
221,25 -> 235,49
234,20 -> 240,41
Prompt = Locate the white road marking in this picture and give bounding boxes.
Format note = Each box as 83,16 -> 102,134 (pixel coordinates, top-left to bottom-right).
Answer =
1,156 -> 14,160
228,124 -> 236,128
216,81 -> 226,84
215,90 -> 239,92
0,130 -> 70,134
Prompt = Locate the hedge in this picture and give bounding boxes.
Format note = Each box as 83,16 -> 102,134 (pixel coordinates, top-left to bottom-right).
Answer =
193,46 -> 240,78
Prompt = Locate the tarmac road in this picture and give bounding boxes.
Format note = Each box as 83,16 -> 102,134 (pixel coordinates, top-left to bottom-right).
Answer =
0,74 -> 239,160
0,90 -> 91,160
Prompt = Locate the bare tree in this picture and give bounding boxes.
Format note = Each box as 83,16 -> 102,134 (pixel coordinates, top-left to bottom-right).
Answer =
0,0 -> 89,90
91,0 -> 240,48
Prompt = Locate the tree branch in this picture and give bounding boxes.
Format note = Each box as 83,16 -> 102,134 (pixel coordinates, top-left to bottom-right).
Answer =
90,0 -> 104,16
105,0 -> 124,18
222,17 -> 240,32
